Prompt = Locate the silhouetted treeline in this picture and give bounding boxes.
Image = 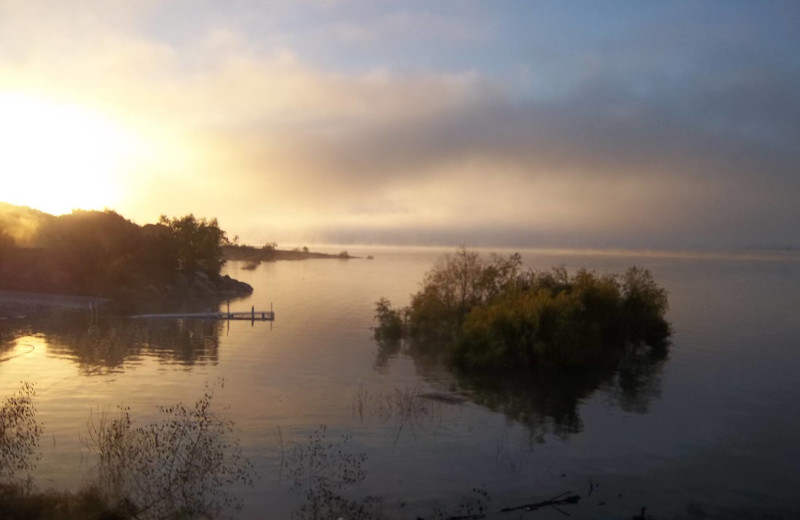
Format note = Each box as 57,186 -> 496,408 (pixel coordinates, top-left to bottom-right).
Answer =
375,248 -> 670,370
223,243 -> 354,262
0,205 -> 250,298
0,202 -> 52,248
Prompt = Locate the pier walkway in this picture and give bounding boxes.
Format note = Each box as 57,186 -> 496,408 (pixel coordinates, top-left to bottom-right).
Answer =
129,306 -> 275,321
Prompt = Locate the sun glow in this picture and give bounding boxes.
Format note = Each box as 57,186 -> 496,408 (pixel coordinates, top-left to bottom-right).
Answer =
0,92 -> 144,215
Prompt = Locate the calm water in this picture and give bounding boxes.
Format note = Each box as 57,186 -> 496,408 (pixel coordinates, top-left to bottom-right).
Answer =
2,247 -> 799,519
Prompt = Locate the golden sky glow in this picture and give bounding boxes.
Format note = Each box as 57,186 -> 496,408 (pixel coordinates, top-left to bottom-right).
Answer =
0,92 -> 144,215
0,1 -> 798,248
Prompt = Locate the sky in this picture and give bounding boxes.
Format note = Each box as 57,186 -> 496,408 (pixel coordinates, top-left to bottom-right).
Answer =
1,0 -> 798,249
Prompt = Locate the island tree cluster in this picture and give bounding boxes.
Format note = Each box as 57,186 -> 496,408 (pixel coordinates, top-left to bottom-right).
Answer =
375,248 -> 671,369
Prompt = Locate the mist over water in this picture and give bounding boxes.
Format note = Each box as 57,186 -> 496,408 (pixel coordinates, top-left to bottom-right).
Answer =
2,246 -> 799,519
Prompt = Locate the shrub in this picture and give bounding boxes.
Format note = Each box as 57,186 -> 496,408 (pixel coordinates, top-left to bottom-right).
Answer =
87,380 -> 254,519
620,266 -> 671,346
373,298 -> 404,342
0,382 -> 42,480
0,382 -> 254,519
459,287 -> 604,368
374,249 -> 671,370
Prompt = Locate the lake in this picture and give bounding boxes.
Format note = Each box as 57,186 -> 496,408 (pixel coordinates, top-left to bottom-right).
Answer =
2,246 -> 799,519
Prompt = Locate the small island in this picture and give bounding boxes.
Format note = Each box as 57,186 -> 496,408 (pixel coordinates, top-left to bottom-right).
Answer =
223,242 -> 355,266
374,247 -> 671,370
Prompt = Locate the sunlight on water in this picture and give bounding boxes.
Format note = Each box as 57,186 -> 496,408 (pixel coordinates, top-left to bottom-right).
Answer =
2,247 -> 799,518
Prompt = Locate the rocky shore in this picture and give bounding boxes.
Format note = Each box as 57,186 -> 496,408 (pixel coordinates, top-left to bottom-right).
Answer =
0,272 -> 253,319
125,271 -> 254,299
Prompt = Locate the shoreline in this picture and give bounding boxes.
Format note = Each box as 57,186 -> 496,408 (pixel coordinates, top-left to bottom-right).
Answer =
0,290 -> 109,314
0,290 -> 109,320
223,245 -> 358,263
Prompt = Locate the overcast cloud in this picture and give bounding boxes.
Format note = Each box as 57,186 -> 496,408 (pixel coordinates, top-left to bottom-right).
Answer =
1,0 -> 798,249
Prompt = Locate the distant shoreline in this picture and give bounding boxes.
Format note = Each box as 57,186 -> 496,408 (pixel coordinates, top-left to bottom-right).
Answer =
223,245 -> 358,263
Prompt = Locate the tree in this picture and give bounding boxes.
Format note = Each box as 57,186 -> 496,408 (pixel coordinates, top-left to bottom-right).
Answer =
158,214 -> 227,277
0,228 -> 14,265
36,210 -> 143,292
373,298 -> 403,342
375,249 -> 671,369
0,228 -> 14,250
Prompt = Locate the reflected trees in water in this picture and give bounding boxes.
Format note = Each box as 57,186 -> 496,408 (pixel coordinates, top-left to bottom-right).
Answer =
0,309 -> 224,373
376,334 -> 668,442
285,425 -> 381,520
373,248 -> 671,441
453,345 -> 667,441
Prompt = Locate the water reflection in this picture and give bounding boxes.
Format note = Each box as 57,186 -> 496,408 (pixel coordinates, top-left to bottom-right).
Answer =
380,340 -> 668,441
372,338 -> 401,373
0,327 -> 16,358
0,310 -> 223,373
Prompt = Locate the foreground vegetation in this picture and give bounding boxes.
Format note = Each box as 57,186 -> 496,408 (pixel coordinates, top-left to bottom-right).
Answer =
375,248 -> 671,369
0,381 -> 379,520
0,381 -> 254,520
0,204 -> 251,298
1,381 -> 786,519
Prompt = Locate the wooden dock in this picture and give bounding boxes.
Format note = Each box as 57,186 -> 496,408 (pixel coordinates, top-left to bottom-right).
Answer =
129,306 -> 275,321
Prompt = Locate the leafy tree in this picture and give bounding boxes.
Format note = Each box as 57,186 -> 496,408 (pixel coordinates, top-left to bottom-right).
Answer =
0,228 -> 14,264
158,214 -> 227,277
1,204 -> 242,297
36,210 -> 143,292
373,298 -> 403,342
0,228 -> 14,250
138,223 -> 180,282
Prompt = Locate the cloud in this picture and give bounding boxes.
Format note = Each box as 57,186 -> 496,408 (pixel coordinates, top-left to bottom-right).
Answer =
1,1 -> 798,248
326,9 -> 492,44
